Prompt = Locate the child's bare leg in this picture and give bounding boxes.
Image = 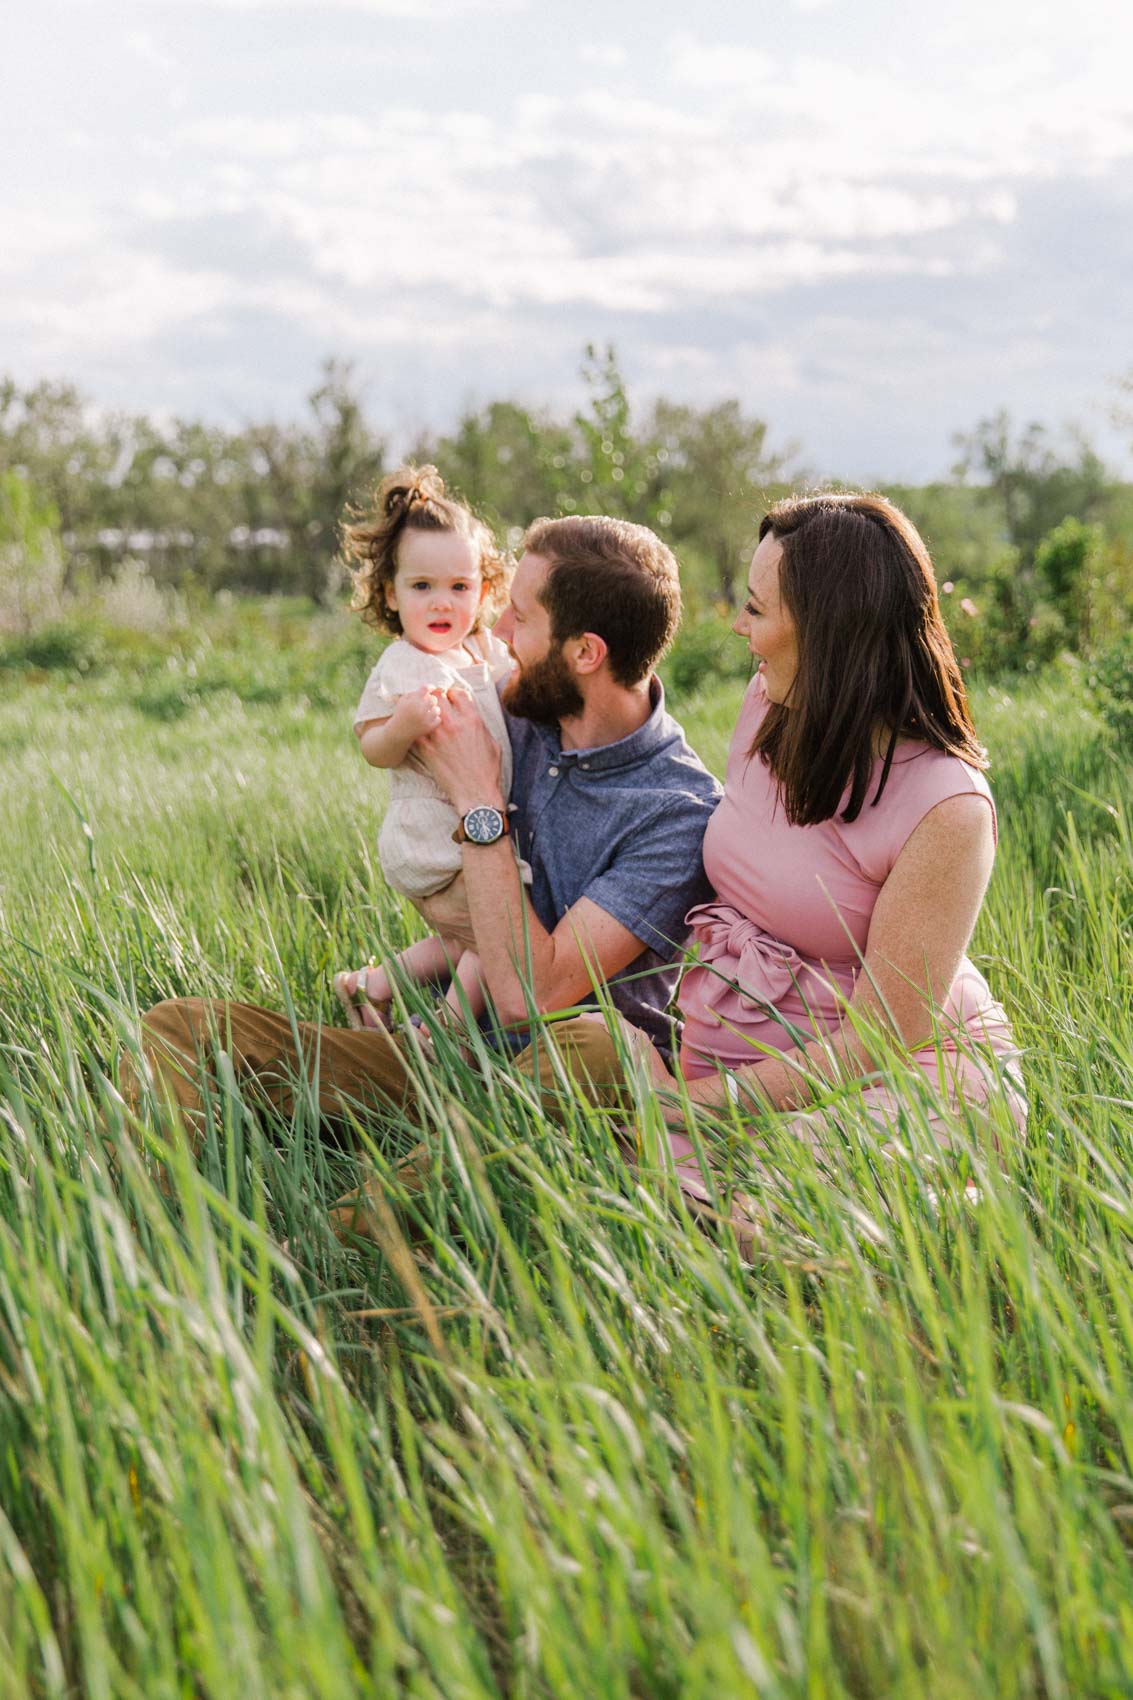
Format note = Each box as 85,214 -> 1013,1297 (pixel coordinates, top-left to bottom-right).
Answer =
390,935 -> 455,992
334,935 -> 453,1029
442,949 -> 487,1025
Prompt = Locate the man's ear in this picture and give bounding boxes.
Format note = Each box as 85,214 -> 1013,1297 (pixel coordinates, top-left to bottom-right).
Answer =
568,631 -> 608,676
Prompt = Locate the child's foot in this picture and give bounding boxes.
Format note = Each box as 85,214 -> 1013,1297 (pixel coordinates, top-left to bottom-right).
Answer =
332,968 -> 393,1032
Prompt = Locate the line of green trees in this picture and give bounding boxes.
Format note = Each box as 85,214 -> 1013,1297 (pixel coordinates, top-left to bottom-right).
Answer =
3,348 -> 1132,676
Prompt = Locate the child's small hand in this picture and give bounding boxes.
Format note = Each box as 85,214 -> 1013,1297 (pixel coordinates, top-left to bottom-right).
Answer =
395,686 -> 444,737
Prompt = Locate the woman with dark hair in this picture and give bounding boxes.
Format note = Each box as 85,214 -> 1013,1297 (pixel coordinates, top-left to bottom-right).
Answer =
632,490 -> 1026,1160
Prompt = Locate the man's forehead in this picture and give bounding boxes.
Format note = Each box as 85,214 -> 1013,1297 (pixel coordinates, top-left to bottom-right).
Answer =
513,551 -> 550,606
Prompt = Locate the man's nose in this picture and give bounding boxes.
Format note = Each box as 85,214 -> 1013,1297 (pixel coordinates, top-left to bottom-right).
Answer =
496,608 -> 514,643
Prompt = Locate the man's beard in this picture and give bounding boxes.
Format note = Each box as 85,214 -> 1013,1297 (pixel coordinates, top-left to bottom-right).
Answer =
502,640 -> 584,724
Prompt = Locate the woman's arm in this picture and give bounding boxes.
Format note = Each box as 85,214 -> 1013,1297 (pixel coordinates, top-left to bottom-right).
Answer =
356,686 -> 443,769
685,792 -> 997,1114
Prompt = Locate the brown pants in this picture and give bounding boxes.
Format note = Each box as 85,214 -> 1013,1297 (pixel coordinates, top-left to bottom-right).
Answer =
121,997 -> 629,1146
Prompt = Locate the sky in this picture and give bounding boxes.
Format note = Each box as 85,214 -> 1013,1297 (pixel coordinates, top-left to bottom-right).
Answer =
4,0 -> 1133,481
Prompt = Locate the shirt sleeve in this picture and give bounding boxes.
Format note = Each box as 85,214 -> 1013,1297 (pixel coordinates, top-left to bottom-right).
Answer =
575,795 -> 718,957
353,642 -> 451,729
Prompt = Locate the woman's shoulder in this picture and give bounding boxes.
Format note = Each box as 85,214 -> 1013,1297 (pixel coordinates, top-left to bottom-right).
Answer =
843,742 -> 996,879
887,740 -> 993,809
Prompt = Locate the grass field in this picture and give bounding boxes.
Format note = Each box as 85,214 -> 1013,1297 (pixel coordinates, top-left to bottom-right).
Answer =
1,651 -> 1132,1698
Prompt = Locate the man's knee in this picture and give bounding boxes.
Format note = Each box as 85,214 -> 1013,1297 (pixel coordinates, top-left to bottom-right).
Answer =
114,996 -> 219,1138
141,996 -> 216,1054
514,1013 -> 630,1109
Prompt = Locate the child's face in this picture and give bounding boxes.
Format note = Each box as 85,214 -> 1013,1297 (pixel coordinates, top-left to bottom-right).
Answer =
386,529 -> 485,654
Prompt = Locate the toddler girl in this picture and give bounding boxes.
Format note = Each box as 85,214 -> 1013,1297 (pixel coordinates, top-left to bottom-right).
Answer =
333,464 -> 516,1034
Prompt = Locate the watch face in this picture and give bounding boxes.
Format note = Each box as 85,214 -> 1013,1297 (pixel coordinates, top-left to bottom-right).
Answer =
464,806 -> 505,844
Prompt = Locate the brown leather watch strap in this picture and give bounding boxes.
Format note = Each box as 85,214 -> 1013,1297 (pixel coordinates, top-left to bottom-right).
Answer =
452,810 -> 510,845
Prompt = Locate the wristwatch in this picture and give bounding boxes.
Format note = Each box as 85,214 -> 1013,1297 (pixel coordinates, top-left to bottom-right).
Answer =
452,805 -> 510,846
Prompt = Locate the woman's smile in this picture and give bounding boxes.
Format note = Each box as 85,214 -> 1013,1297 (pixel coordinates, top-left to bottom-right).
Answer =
734,532 -> 797,704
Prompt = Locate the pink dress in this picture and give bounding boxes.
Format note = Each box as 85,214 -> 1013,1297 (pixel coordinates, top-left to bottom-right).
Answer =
678,674 -> 1025,1127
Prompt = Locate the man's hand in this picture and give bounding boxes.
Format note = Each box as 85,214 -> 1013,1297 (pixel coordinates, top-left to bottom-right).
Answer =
417,685 -> 505,812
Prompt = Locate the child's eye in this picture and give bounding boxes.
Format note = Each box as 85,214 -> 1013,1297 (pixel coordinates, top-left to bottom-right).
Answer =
410,581 -> 430,591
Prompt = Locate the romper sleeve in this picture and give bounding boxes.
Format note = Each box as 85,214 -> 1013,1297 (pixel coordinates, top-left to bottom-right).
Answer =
353,642 -> 452,731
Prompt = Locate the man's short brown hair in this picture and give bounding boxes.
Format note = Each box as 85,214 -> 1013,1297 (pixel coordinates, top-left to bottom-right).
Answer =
522,515 -> 681,687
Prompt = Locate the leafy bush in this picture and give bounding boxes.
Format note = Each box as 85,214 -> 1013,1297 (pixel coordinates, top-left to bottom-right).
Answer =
0,469 -> 64,634
0,620 -> 106,676
1088,632 -> 1133,745
661,613 -> 753,697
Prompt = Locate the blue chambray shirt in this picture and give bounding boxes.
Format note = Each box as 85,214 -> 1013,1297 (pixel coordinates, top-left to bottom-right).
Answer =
503,677 -> 722,1057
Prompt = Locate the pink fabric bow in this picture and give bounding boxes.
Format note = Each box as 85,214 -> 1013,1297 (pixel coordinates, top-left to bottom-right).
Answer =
683,901 -> 805,1012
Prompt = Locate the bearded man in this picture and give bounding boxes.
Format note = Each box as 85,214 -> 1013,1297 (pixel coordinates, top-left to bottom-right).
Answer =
125,516 -> 722,1218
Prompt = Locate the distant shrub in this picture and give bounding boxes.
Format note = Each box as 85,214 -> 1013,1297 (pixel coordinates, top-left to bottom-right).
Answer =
96,558 -> 185,635
0,471 -> 65,634
0,620 -> 105,676
1088,633 -> 1133,746
662,614 -> 752,698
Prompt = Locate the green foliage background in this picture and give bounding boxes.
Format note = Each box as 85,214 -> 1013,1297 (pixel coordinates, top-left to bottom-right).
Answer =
5,352 -> 1133,682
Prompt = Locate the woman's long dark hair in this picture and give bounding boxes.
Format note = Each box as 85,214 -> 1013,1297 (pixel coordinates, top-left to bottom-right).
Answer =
750,492 -> 985,826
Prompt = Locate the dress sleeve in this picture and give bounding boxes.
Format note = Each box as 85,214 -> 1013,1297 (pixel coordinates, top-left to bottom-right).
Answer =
844,750 -> 998,885
353,642 -> 450,729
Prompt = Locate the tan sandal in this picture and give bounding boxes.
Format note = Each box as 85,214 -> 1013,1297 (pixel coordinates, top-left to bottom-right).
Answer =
332,967 -> 393,1031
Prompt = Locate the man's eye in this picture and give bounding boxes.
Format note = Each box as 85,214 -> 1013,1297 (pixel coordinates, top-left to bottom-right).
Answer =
745,602 -> 759,617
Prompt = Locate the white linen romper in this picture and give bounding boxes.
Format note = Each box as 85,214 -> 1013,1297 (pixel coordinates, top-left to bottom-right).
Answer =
353,630 -> 520,901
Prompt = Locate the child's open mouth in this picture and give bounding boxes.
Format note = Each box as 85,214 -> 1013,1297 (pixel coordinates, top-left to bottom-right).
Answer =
428,621 -> 452,632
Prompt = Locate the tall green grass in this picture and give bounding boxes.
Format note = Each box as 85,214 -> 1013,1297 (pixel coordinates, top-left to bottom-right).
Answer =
1,660 -> 1131,1697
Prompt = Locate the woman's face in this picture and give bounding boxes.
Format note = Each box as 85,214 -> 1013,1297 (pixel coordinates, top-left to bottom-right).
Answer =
733,531 -> 798,704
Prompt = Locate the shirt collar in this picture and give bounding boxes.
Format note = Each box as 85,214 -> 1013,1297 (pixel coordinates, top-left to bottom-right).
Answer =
527,676 -> 671,773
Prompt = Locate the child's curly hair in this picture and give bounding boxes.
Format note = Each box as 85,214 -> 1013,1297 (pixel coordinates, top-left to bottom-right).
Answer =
342,464 -> 510,636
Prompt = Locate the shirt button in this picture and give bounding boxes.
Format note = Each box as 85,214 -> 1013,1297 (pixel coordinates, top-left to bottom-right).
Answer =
548,765 -> 559,777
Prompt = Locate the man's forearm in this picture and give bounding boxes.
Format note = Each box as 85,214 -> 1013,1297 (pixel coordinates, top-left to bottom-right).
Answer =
445,776 -> 553,1020
459,837 -> 557,1023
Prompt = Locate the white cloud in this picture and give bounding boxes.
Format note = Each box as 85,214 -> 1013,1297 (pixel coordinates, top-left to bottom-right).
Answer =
141,0 -> 520,12
579,43 -> 628,71
667,35 -> 775,91
664,29 -> 1133,181
122,28 -> 177,74
6,0 -> 1133,475
9,255 -> 232,357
